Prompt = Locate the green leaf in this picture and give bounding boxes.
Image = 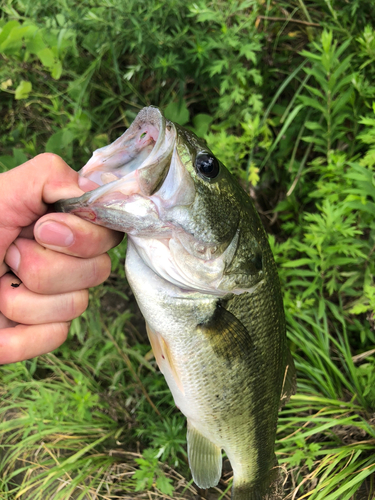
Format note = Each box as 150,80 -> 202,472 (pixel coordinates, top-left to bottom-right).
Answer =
304,67 -> 328,91
239,43 -> 258,63
37,47 -> 55,68
155,474 -> 174,496
299,95 -> 326,113
0,20 -> 20,46
302,136 -> 327,146
0,25 -> 37,54
192,113 -> 213,137
347,200 -> 375,216
305,84 -> 325,100
15,80 -> 32,100
248,163 -> 260,186
350,303 -> 369,315
51,60 -> 63,80
26,30 -> 45,54
282,258 -> 312,268
45,129 -> 75,155
331,88 -> 353,117
261,104 -> 303,168
0,148 -> 28,171
12,148 -> 28,166
164,100 -> 190,126
305,121 -> 325,131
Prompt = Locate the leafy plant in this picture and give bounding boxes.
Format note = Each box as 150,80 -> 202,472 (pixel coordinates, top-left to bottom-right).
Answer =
299,30 -> 355,156
133,448 -> 174,496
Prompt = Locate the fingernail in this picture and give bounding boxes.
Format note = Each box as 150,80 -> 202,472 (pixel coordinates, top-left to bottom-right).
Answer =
5,244 -> 21,272
36,221 -> 75,247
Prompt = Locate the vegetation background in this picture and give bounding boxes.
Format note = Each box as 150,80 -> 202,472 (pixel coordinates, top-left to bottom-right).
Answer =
1,0 -> 375,498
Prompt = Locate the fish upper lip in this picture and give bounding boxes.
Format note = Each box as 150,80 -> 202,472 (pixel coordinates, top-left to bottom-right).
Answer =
78,107 -> 176,200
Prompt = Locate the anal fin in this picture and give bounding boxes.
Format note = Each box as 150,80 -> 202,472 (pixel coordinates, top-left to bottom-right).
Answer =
187,421 -> 222,489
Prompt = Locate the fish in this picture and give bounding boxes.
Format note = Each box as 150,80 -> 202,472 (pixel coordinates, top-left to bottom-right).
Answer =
54,106 -> 296,500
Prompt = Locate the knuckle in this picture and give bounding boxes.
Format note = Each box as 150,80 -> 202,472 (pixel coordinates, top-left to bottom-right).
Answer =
65,290 -> 88,320
52,322 -> 70,344
91,254 -> 111,284
35,152 -> 61,166
75,224 -> 106,258
20,257 -> 46,293
73,289 -> 89,316
0,292 -> 16,321
31,153 -> 69,178
35,152 -> 59,162
75,226 -> 122,259
0,279 -> 21,321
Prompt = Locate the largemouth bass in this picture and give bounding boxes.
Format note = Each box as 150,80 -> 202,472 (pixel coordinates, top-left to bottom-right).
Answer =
55,107 -> 296,500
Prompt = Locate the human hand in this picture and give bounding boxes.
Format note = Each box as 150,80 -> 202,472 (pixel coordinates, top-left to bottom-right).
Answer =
0,153 -> 122,364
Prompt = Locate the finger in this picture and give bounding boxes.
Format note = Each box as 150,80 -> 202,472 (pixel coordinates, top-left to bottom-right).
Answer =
0,262 -> 9,278
0,153 -> 84,262
0,322 -> 69,365
19,223 -> 36,240
5,238 -> 111,294
34,212 -> 123,258
0,273 -> 88,324
0,312 -> 17,329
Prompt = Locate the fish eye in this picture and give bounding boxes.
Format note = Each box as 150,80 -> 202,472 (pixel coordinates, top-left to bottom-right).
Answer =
195,152 -> 220,179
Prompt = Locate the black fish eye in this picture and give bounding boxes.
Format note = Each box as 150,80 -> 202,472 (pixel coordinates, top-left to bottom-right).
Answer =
195,152 -> 220,179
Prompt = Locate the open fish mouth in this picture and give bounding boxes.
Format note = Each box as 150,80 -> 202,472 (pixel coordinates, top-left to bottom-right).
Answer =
55,107 -> 176,216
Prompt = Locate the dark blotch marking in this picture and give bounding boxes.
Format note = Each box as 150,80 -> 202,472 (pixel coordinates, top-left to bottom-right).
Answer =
11,283 -> 20,288
252,252 -> 263,271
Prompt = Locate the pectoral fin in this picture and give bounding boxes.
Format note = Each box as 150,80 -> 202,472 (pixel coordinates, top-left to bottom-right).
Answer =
197,304 -> 254,362
146,323 -> 184,394
187,421 -> 222,489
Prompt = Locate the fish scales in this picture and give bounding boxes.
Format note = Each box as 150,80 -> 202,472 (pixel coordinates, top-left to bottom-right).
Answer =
54,106 -> 296,500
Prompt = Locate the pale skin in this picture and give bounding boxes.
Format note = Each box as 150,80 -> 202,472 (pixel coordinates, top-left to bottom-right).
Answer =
0,153 -> 122,364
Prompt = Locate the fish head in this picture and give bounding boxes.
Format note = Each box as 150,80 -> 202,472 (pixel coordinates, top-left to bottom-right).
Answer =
55,106 -> 266,294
